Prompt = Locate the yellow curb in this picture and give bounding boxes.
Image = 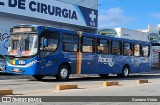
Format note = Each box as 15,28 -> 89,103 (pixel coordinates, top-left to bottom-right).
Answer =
56,84 -> 78,91
0,89 -> 13,96
102,81 -> 119,87
136,80 -> 149,84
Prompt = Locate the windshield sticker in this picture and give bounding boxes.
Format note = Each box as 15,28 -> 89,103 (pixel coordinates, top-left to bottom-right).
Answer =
18,50 -> 22,55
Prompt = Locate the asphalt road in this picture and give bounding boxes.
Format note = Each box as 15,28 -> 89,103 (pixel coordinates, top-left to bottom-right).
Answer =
0,70 -> 160,105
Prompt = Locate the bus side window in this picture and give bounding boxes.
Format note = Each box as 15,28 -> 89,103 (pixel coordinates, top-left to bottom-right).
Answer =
142,45 -> 150,57
63,34 -> 79,52
111,41 -> 121,55
97,39 -> 109,54
81,37 -> 95,53
39,31 -> 59,58
123,42 -> 132,56
40,38 -> 58,51
133,44 -> 141,57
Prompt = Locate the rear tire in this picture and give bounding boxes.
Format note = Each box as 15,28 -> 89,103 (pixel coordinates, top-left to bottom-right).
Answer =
56,65 -> 70,81
117,66 -> 130,78
33,75 -> 44,81
99,74 -> 109,78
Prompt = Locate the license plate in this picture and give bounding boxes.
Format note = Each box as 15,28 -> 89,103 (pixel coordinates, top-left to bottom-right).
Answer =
13,68 -> 19,72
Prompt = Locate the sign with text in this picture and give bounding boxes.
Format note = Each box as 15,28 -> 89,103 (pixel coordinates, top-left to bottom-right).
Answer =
0,0 -> 98,28
98,29 -> 117,36
148,33 -> 160,42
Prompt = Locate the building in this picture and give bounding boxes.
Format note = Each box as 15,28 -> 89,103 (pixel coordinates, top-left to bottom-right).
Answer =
0,0 -> 98,55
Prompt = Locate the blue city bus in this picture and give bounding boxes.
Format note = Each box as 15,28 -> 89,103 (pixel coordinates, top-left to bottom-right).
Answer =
6,25 -> 151,81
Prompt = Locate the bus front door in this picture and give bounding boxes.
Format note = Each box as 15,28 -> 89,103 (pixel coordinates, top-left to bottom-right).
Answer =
39,51 -> 60,75
81,53 -> 96,74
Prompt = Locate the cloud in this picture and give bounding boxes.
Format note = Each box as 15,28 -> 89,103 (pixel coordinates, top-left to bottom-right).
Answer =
98,7 -> 134,28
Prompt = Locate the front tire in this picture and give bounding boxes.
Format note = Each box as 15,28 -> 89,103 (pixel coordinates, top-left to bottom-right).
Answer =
117,66 -> 130,78
33,75 -> 44,81
56,65 -> 70,81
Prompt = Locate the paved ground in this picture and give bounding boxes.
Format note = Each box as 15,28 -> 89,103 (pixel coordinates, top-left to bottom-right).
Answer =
0,70 -> 160,105
1,74 -> 160,96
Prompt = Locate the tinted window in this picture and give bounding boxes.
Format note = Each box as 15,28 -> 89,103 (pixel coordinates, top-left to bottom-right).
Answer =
134,44 -> 141,56
97,39 -> 109,54
40,31 -> 59,58
63,34 -> 79,52
63,35 -> 78,43
40,31 -> 59,52
111,41 -> 121,54
123,43 -> 132,56
82,37 -> 95,53
40,38 -> 58,52
142,45 -> 150,57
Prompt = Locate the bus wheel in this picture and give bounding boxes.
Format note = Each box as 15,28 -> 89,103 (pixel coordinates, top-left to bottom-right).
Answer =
99,74 -> 109,78
33,75 -> 44,81
117,66 -> 130,77
56,65 -> 70,81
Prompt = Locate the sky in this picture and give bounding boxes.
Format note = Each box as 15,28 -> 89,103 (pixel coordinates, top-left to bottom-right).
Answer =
98,0 -> 160,30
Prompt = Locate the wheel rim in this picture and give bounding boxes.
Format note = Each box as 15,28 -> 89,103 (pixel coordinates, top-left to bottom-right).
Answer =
124,68 -> 129,77
60,68 -> 68,79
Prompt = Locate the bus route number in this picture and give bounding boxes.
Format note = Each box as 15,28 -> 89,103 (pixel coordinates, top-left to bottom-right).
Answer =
19,60 -> 25,65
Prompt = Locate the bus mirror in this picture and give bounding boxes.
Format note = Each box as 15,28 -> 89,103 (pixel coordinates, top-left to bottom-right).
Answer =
8,47 -> 11,53
43,39 -> 47,47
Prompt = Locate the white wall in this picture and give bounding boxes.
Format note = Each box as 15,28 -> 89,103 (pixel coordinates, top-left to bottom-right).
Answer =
115,25 -> 160,42
121,28 -> 148,41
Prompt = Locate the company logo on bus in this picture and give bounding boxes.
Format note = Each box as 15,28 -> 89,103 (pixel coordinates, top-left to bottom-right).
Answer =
98,56 -> 115,67
148,33 -> 160,42
98,29 -> 117,36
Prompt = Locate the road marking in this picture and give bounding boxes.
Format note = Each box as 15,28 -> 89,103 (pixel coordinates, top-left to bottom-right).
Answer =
56,84 -> 78,91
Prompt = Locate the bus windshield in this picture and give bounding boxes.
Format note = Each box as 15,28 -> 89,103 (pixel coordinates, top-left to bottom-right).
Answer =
8,34 -> 38,57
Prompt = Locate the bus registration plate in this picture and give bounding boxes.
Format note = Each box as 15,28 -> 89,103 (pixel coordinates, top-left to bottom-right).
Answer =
13,68 -> 19,72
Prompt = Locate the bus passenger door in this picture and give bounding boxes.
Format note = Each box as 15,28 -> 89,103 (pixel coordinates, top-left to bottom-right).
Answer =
80,37 -> 96,74
140,45 -> 151,72
133,44 -> 143,72
81,53 -> 96,74
109,41 -> 123,74
38,31 -> 60,75
96,39 -> 110,74
39,51 -> 60,75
